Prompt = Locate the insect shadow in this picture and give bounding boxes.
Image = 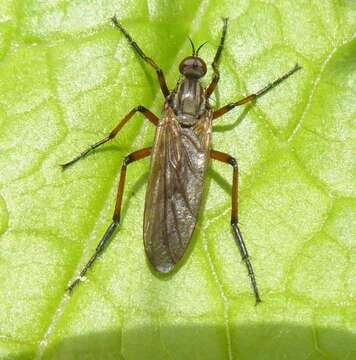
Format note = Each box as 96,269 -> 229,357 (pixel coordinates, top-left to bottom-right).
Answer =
213,103 -> 252,132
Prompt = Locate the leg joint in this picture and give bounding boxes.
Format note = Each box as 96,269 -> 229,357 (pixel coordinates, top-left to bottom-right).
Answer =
123,155 -> 132,166
135,105 -> 145,112
227,103 -> 236,111
107,132 -> 116,140
228,156 -> 238,168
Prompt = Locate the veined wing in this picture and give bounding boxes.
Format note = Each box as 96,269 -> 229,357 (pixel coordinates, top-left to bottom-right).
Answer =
143,106 -> 212,272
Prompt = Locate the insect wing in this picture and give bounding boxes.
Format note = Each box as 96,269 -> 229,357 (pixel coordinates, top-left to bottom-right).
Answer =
143,106 -> 212,272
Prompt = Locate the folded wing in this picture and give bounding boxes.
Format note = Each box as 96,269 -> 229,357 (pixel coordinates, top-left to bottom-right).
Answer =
143,106 -> 212,272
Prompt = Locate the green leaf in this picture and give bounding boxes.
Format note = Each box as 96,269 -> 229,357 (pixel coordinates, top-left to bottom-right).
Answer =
0,1 -> 355,359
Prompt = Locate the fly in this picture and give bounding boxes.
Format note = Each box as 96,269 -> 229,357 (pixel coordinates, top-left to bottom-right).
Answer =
62,16 -> 301,303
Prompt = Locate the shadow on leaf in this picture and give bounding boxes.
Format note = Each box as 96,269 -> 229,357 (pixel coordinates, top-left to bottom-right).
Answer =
8,323 -> 356,360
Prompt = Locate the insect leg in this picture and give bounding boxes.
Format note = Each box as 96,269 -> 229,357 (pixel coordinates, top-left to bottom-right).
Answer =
67,147 -> 152,292
111,16 -> 170,98
212,63 -> 302,119
61,106 -> 157,169
206,17 -> 228,98
210,149 -> 261,304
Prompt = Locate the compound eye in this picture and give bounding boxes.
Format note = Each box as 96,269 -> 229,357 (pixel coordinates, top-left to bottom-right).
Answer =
179,56 -> 207,78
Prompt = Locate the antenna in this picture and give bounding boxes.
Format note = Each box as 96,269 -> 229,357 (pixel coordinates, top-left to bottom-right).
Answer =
196,41 -> 208,56
188,37 -> 196,56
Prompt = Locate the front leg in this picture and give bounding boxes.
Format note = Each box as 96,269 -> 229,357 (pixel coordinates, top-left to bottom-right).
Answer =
213,63 -> 301,120
61,106 -> 158,169
206,17 -> 228,98
112,16 -> 170,98
211,149 -> 261,304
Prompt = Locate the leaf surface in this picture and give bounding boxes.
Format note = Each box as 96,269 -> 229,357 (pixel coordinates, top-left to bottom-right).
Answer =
0,1 -> 355,359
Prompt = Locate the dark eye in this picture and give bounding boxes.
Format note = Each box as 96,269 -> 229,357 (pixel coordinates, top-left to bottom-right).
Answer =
179,56 -> 207,78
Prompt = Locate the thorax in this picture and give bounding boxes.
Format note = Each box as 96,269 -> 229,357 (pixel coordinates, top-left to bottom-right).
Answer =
169,78 -> 208,126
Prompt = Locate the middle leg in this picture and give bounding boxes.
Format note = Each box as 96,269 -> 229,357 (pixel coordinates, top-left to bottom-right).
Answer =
67,146 -> 152,292
61,106 -> 157,169
210,149 -> 261,304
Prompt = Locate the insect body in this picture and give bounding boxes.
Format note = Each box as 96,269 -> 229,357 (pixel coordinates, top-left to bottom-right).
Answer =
63,17 -> 301,303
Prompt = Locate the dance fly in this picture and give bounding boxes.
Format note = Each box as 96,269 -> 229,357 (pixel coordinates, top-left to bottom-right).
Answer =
62,16 -> 301,303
